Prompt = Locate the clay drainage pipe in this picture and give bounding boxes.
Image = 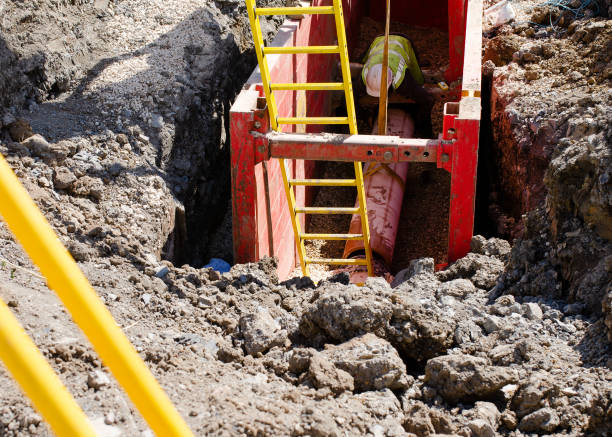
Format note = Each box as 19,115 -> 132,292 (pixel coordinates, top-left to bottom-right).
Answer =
342,108 -> 415,283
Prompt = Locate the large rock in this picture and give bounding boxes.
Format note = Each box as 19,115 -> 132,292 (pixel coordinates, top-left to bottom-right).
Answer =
239,307 -> 287,356
308,353 -> 354,394
437,253 -> 505,290
424,354 -> 518,403
518,407 -> 560,433
301,279 -> 460,362
300,285 -> 392,342
53,167 -> 77,190
388,286 -> 457,361
320,334 -> 410,391
402,400 -> 456,436
391,258 -> 434,288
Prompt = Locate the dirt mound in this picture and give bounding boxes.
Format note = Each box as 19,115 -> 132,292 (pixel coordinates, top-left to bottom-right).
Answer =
0,0 -> 611,435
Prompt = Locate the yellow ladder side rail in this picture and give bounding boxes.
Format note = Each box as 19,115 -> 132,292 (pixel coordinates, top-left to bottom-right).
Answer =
332,0 -> 358,135
245,0 -> 279,130
0,298 -> 96,436
279,158 -> 309,275
332,0 -> 374,276
0,154 -> 194,437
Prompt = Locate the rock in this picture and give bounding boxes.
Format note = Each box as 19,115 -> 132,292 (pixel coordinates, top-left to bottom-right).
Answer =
67,240 -> 96,262
468,419 -> 495,437
482,315 -> 502,333
155,265 -> 169,278
424,354 -> 518,403
288,348 -> 316,373
436,278 -> 476,299
72,176 -> 104,200
22,134 -> 50,155
87,370 -> 110,389
470,235 -> 511,260
321,333 -> 410,391
501,410 -> 517,430
402,400 -> 456,436
115,133 -> 129,145
300,286 -> 393,342
524,69 -> 539,81
494,295 -> 515,306
391,258 -> 434,287
437,253 -> 504,290
365,276 -> 391,291
141,293 -> 152,305
512,373 -> 552,414
288,266 -> 450,365
483,34 -> 523,66
518,407 -> 560,433
53,167 -> 77,190
308,352 -> 354,394
501,383 -> 519,402
472,401 -> 500,427
454,320 -> 482,345
239,307 -> 287,356
522,302 -> 543,320
8,119 -> 33,142
104,412 -> 115,425
569,70 -> 583,81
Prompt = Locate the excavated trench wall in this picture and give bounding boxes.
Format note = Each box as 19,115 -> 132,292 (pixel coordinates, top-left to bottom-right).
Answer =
482,14 -> 612,317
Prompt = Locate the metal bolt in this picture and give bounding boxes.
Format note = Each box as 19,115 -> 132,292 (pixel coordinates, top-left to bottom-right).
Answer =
383,151 -> 392,161
441,153 -> 450,163
254,121 -> 262,129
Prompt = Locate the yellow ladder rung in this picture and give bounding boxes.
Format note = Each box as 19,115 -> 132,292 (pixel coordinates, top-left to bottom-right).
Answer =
255,6 -> 335,15
295,206 -> 360,214
306,258 -> 369,265
301,233 -> 363,240
278,116 -> 349,125
289,179 -> 357,186
270,82 -> 345,91
263,45 -> 340,55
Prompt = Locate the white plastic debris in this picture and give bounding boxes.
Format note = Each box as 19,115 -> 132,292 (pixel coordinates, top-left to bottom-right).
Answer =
484,0 -> 516,31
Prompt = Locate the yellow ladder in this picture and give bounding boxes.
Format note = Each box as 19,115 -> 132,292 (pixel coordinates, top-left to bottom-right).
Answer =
245,0 -> 373,277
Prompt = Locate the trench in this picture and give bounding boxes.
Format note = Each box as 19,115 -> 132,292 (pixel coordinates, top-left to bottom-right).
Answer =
162,16 -> 508,273
304,21 -> 503,277
161,9 -> 286,268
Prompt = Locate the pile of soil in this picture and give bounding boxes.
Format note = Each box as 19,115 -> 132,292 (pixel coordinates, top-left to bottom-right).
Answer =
0,0 -> 611,435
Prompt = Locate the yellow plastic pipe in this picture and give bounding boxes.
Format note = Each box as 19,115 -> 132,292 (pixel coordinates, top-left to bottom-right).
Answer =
0,154 -> 194,437
0,298 -> 96,436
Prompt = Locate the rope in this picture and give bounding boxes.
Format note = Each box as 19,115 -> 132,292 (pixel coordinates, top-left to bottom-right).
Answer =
364,163 -> 406,190
514,0 -> 601,29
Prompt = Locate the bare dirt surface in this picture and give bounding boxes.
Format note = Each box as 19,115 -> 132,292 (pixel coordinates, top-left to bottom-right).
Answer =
1,0 -> 611,436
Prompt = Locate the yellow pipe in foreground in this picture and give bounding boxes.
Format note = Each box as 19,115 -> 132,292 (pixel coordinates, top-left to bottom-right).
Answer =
0,298 -> 96,436
0,154 -> 194,437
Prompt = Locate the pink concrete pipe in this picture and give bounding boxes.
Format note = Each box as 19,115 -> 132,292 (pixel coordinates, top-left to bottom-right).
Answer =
344,109 -> 415,267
